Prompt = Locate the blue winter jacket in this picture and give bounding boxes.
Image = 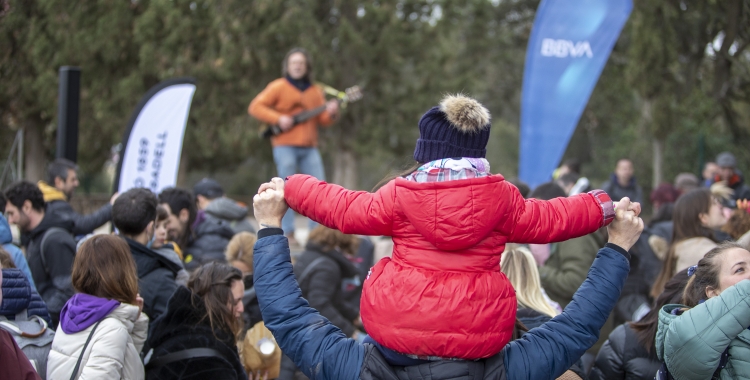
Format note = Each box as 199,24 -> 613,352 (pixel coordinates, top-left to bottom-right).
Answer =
0,268 -> 51,324
0,214 -> 35,291
254,231 -> 630,380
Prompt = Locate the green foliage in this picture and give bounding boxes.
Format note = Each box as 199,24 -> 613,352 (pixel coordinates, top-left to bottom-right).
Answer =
1,0 -> 749,199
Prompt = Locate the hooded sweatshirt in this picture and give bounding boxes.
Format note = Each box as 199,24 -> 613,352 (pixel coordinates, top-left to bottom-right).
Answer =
204,197 -> 256,234
48,293 -> 148,380
25,211 -> 76,325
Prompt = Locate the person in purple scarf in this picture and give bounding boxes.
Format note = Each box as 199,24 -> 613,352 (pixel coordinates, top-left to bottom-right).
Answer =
46,235 -> 148,380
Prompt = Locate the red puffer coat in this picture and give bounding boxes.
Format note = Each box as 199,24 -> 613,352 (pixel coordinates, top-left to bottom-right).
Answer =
284,174 -> 613,359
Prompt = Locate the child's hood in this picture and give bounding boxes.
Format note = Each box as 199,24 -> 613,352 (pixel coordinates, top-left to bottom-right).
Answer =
395,176 -> 508,251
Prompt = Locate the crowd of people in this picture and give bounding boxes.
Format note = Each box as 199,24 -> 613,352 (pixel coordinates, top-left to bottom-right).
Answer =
2,48 -> 750,380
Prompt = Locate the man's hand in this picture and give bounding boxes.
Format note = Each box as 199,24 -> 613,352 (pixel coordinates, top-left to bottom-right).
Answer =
607,197 -> 644,251
253,177 -> 288,229
278,115 -> 294,131
326,99 -> 339,118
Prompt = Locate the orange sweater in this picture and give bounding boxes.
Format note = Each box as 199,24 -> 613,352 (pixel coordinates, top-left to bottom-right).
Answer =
248,78 -> 335,147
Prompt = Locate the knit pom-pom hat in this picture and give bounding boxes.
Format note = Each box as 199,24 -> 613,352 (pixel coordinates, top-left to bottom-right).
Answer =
413,94 -> 491,163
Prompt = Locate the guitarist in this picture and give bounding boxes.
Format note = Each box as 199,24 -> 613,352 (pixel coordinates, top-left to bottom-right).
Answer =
248,48 -> 339,245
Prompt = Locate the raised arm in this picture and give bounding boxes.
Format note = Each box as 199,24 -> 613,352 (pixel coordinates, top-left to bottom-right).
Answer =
661,280 -> 750,380
504,200 -> 641,380
252,180 -> 364,380
501,187 -> 615,244
283,175 -> 394,236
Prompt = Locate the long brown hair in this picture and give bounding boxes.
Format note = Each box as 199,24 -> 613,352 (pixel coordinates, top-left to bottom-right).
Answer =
630,268 -> 690,355
651,188 -> 716,298
72,235 -> 139,304
0,246 -> 15,269
372,161 -> 422,191
282,48 -> 313,81
681,242 -> 746,307
188,262 -> 243,342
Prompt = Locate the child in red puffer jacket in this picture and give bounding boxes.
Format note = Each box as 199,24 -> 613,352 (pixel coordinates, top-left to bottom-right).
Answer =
279,95 -> 618,361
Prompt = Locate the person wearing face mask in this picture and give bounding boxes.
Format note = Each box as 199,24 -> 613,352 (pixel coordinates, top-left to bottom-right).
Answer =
113,189 -> 182,322
651,188 -> 728,299
656,243 -> 750,379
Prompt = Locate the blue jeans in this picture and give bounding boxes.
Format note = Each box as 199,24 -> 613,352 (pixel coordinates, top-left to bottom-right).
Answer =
272,146 -> 326,235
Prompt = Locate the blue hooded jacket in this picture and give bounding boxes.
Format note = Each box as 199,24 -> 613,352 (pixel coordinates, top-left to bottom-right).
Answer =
253,231 -> 630,380
0,214 -> 35,291
0,268 -> 51,324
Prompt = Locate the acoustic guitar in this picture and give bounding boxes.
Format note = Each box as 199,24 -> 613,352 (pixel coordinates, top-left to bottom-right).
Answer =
259,85 -> 363,139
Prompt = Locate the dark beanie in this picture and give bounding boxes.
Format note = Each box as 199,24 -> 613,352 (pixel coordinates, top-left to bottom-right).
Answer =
413,95 -> 491,163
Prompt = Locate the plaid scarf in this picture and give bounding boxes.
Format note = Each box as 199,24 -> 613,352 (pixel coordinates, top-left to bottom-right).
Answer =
405,158 -> 491,183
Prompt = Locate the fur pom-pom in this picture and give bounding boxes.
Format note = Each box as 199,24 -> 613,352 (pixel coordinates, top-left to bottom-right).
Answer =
439,94 -> 491,133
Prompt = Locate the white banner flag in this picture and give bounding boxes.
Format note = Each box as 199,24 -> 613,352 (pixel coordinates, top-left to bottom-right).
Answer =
115,78 -> 196,194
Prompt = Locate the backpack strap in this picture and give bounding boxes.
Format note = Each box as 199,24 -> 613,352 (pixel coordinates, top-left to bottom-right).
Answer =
296,257 -> 329,287
70,320 -> 102,380
40,227 -> 70,272
0,315 -> 48,338
145,348 -> 226,370
243,287 -> 256,304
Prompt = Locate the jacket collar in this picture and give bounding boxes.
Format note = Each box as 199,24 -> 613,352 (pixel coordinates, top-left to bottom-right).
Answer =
37,181 -> 67,202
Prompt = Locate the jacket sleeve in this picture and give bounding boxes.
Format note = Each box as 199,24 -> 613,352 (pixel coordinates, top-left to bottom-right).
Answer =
249,81 -> 283,125
284,175 -> 394,236
304,265 -> 355,337
589,325 -> 627,380
139,268 -> 177,322
254,234 -> 364,380
499,189 -> 613,244
314,86 -> 335,127
79,324 -> 129,380
69,204 -> 112,236
42,232 -> 76,315
539,235 -> 600,304
131,312 -> 149,355
503,244 -> 630,380
663,280 -> 750,380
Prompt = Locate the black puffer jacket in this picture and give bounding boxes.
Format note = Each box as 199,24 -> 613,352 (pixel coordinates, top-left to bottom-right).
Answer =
293,242 -> 359,336
614,233 -> 661,326
145,286 -> 246,380
124,237 -> 180,322
184,211 -> 235,271
589,323 -> 661,380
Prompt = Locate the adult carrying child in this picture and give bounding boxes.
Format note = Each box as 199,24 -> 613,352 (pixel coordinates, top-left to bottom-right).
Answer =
273,94 -> 620,361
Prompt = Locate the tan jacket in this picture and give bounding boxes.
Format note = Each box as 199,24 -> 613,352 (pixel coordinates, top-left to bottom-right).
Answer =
674,237 -> 717,273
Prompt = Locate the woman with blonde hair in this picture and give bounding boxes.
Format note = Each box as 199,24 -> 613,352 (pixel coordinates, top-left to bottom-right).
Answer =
500,246 -> 559,319
47,234 -> 148,380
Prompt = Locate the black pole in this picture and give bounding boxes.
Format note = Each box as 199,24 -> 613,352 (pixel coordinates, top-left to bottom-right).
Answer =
56,66 -> 81,163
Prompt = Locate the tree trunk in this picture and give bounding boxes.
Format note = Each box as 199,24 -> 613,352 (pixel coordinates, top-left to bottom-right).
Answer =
177,150 -> 189,187
653,138 -> 664,186
332,149 -> 358,190
23,122 -> 46,182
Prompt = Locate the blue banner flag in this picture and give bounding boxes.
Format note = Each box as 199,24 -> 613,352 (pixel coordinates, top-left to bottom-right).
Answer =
519,0 -> 632,188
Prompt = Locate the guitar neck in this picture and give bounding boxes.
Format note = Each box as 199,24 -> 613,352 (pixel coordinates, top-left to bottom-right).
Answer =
292,98 -> 343,124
